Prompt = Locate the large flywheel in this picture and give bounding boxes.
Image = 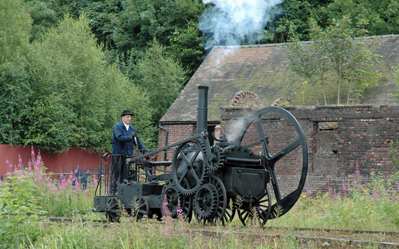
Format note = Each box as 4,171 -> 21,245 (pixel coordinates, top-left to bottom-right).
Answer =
232,106 -> 308,218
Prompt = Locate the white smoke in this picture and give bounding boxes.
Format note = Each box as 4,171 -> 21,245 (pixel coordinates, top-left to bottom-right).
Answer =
225,113 -> 254,143
199,0 -> 283,50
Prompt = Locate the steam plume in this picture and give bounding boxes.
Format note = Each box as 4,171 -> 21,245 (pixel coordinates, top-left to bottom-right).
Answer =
199,0 -> 283,51
226,113 -> 253,143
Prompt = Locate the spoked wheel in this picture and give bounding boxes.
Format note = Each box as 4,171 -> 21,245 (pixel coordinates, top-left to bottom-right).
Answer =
208,175 -> 228,225
236,188 -> 272,226
233,106 -> 308,219
132,196 -> 150,221
172,138 -> 208,196
105,197 -> 121,222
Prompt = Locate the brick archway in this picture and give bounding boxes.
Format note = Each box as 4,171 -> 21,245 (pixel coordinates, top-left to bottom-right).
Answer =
230,91 -> 262,107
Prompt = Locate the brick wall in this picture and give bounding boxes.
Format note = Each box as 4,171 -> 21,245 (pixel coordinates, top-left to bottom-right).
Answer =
159,105 -> 399,196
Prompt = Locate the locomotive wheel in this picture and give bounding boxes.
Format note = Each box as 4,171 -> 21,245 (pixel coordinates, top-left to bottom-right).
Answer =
236,188 -> 272,226
162,181 -> 193,222
132,196 -> 150,221
207,175 -> 228,225
193,183 -> 219,224
193,175 -> 228,225
172,138 -> 208,196
234,106 -> 308,219
105,197 -> 121,222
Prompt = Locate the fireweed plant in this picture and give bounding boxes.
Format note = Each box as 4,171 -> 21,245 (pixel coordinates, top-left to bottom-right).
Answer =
1,147 -> 97,217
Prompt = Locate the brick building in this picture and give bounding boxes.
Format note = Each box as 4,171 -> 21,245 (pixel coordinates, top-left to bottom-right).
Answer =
159,35 -> 399,196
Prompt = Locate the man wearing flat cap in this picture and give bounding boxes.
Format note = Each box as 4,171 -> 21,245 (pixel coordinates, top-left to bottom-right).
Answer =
109,109 -> 146,195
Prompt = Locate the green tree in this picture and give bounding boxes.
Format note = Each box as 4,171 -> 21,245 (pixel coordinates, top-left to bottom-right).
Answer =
267,0 -> 333,43
342,38 -> 381,104
313,0 -> 399,36
323,16 -> 368,105
285,16 -> 381,105
133,39 -> 187,126
27,14 -> 153,152
0,0 -> 32,145
63,0 -> 205,78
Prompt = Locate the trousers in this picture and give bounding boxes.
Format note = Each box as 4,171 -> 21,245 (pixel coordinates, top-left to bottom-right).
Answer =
109,154 -> 125,194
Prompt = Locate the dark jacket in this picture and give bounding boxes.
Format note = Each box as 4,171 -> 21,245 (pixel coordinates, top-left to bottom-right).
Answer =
112,121 -> 145,156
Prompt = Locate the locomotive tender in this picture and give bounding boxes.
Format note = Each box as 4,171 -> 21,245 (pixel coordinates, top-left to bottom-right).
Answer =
94,86 -> 308,225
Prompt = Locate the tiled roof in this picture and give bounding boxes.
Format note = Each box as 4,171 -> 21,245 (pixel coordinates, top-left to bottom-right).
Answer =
161,35 -> 399,123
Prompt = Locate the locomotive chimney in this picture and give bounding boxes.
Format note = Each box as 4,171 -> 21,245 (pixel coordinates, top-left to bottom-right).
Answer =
196,86 -> 208,135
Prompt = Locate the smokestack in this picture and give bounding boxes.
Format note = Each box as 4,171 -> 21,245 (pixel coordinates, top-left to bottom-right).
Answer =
196,86 -> 208,135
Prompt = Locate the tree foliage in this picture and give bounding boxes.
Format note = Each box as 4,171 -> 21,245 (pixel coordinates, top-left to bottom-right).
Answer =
0,1 -> 154,152
133,39 -> 187,125
2,0 -> 399,152
312,0 -> 399,36
0,0 -> 32,145
285,16 -> 381,105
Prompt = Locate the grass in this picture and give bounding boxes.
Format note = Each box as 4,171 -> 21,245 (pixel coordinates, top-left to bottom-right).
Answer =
1,150 -> 398,248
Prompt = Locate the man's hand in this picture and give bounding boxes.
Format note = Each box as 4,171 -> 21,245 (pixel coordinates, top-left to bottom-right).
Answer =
130,131 -> 137,140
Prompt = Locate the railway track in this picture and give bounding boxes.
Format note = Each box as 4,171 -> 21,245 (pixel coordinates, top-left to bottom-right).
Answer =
190,228 -> 399,248
45,217 -> 399,247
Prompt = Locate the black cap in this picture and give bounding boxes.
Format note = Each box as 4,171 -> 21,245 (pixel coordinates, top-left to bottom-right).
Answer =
121,109 -> 133,117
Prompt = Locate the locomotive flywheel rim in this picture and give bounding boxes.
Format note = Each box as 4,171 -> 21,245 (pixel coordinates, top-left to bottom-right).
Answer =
234,106 -> 308,219
171,138 -> 208,196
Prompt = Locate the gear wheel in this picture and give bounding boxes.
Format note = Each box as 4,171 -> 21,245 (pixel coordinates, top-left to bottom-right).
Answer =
193,183 -> 219,222
208,145 -> 225,172
171,138 -> 208,196
161,179 -> 193,221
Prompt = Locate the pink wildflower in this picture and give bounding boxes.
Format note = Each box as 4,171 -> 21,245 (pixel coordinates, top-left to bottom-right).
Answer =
177,206 -> 183,216
55,197 -> 59,201
306,189 -> 312,197
328,187 -> 333,195
355,170 -> 360,176
333,194 -> 338,200
342,184 -> 346,192
16,156 -> 23,170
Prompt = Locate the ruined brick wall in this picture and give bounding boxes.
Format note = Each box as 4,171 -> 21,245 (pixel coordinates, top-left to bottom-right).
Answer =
220,105 -> 399,196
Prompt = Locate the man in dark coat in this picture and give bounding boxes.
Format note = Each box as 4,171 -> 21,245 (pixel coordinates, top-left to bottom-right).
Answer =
109,109 -> 146,195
